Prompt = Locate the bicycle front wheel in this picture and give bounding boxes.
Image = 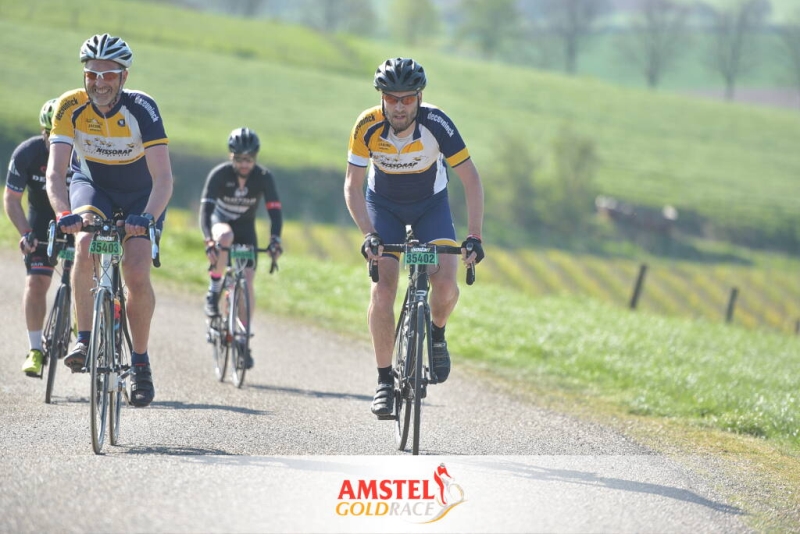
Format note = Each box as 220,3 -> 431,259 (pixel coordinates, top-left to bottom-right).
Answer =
229,278 -> 250,388
110,295 -> 132,446
44,284 -> 71,404
89,289 -> 113,454
410,301 -> 427,455
394,306 -> 413,451
209,315 -> 228,382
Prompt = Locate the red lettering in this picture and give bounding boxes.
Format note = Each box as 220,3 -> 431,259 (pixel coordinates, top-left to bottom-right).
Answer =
338,480 -> 355,500
408,480 -> 420,499
393,479 -> 407,499
422,479 -> 435,499
357,480 -> 377,499
379,480 -> 393,500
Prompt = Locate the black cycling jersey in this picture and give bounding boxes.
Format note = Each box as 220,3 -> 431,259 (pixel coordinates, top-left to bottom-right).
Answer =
199,161 -> 282,241
5,136 -> 59,239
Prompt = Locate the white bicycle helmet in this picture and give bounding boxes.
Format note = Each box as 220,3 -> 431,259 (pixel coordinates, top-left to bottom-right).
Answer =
80,33 -> 133,68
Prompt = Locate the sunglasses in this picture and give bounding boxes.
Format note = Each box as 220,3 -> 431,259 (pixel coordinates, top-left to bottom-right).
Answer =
382,92 -> 419,106
84,68 -> 125,82
233,155 -> 255,163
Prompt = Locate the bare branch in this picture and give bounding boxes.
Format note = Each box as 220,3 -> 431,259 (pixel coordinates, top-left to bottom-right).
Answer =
617,0 -> 691,89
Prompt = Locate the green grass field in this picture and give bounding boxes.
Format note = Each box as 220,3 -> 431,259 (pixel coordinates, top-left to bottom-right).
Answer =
40,210 -> 793,450
1,0 -> 800,249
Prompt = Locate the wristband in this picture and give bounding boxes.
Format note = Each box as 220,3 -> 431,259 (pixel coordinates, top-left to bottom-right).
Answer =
57,211 -> 71,222
467,234 -> 482,242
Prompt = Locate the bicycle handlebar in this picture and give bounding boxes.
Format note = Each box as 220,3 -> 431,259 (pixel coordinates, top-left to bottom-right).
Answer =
208,244 -> 279,274
80,219 -> 161,267
368,240 -> 476,286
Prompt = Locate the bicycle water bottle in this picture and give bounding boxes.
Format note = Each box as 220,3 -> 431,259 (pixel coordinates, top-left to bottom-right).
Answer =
114,298 -> 121,333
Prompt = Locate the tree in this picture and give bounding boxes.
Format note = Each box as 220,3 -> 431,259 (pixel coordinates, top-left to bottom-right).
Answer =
778,10 -> 800,107
616,0 -> 691,89
456,0 -> 522,59
705,0 -> 770,101
391,0 -> 441,46
536,126 -> 598,236
488,134 -> 541,239
539,0 -> 609,74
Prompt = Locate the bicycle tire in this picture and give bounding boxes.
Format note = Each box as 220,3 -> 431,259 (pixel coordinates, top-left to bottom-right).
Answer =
411,301 -> 426,455
229,278 -> 250,388
44,285 -> 70,404
394,305 -> 413,451
89,289 -> 113,454
110,294 -> 131,446
210,315 -> 228,382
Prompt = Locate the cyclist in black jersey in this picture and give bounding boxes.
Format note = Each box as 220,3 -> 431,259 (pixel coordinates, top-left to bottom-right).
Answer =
344,58 -> 485,418
5,99 -> 68,377
199,127 -> 283,369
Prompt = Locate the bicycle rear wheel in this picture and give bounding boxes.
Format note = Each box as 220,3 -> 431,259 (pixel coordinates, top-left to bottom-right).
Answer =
110,295 -> 131,446
410,301 -> 427,455
394,306 -> 413,451
44,284 -> 71,404
89,289 -> 113,454
229,279 -> 250,388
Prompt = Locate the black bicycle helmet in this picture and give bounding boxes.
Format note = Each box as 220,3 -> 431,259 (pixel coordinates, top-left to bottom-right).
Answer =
80,33 -> 133,68
227,127 -> 260,154
373,57 -> 427,93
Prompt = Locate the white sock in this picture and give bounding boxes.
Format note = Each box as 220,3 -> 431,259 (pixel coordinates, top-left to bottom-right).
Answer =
29,331 -> 43,351
209,276 -> 223,293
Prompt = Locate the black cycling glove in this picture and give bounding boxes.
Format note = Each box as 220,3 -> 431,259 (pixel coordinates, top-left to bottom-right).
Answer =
461,235 -> 485,264
361,232 -> 382,260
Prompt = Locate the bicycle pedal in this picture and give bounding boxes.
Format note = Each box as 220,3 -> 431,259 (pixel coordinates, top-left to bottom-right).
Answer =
376,414 -> 395,421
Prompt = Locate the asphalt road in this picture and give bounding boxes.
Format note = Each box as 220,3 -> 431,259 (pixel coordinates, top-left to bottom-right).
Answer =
0,249 -> 751,533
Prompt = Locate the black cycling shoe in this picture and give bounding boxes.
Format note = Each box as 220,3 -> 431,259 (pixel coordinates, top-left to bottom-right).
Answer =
371,382 -> 394,420
130,364 -> 155,407
64,342 -> 88,373
430,341 -> 451,384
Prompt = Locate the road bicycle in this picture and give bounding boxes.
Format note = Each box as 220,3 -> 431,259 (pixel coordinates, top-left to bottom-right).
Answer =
368,229 -> 475,455
206,244 -> 277,388
41,223 -> 75,404
81,216 -> 160,454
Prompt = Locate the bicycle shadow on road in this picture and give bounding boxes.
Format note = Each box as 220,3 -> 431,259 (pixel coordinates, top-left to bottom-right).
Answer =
146,400 -> 270,416
118,444 -> 235,456
247,383 -> 372,402
470,457 -> 744,516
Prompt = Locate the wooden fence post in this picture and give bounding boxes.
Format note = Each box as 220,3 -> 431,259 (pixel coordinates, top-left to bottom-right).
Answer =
725,287 -> 739,324
629,263 -> 647,310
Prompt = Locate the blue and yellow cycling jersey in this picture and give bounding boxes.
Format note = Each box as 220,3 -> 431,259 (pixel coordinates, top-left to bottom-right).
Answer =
50,88 -> 168,194
347,103 -> 470,204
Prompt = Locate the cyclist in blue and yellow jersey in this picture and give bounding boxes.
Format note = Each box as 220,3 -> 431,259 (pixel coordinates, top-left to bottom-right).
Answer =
344,57 -> 485,418
199,127 -> 283,369
46,33 -> 173,408
5,99 -> 70,377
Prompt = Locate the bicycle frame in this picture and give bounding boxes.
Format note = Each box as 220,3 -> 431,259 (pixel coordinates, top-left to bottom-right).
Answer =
370,230 -> 475,455
82,216 -> 159,453
206,243 -> 276,387
42,222 -> 75,403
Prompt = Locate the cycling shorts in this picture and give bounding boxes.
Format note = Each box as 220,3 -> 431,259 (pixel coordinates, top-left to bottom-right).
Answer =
70,176 -> 165,236
25,244 -> 54,277
366,189 -> 457,260
211,214 -> 259,270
